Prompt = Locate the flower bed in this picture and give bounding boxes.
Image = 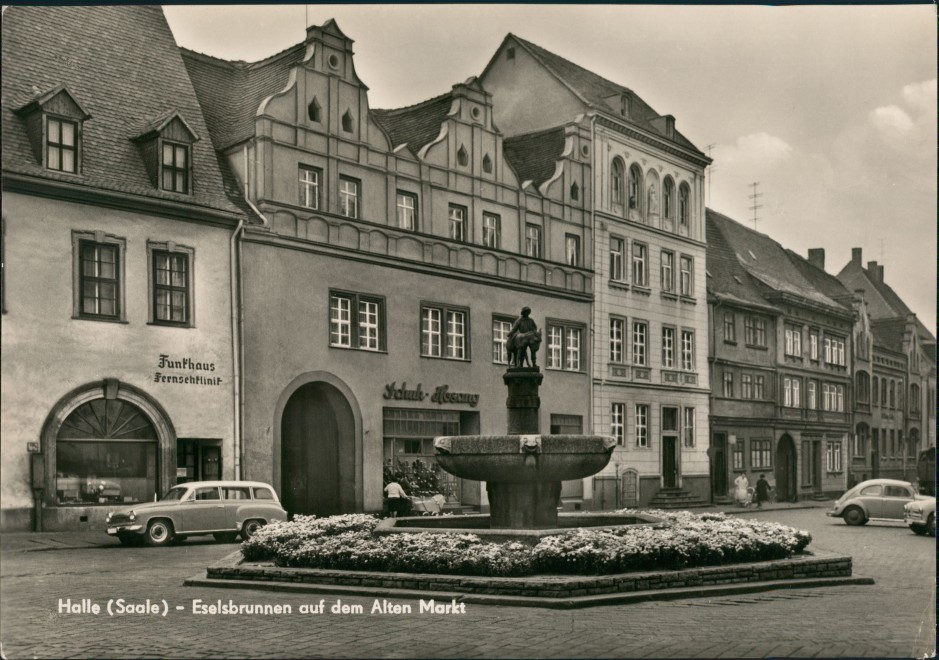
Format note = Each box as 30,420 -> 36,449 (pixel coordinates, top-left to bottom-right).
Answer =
241,510 -> 811,577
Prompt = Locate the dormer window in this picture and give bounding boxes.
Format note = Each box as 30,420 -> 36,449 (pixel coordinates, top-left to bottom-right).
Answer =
47,117 -> 78,173
14,84 -> 91,175
162,142 -> 190,194
131,110 -> 199,195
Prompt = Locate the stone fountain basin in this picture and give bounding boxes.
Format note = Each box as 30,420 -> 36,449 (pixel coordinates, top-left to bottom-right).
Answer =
434,434 -> 616,483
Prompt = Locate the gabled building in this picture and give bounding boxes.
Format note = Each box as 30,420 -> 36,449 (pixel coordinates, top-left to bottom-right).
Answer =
1,6 -> 244,530
836,248 -> 936,469
481,34 -> 712,508
706,211 -> 855,501
182,21 -> 594,516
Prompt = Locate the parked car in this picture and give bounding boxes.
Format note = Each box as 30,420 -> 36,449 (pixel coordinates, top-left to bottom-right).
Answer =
827,478 -> 931,526
105,480 -> 287,546
903,496 -> 936,536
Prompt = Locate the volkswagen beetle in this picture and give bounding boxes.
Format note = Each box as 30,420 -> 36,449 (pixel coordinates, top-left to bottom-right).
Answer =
105,480 -> 287,546
827,478 -> 927,527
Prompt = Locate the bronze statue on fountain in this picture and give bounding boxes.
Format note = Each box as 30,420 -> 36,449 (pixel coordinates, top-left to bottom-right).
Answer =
507,306 -> 542,369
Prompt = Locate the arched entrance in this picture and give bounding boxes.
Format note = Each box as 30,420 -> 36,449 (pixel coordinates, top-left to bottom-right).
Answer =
775,435 -> 797,502
280,381 -> 356,516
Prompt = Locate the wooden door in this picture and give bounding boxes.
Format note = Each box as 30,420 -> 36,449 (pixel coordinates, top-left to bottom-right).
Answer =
663,437 -> 678,488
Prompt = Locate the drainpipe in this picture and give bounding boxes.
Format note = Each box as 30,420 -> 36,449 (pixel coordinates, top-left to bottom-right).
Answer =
587,112 -> 598,508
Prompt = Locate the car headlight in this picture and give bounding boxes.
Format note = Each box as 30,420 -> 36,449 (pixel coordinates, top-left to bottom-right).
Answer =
106,512 -> 112,523
128,511 -> 136,521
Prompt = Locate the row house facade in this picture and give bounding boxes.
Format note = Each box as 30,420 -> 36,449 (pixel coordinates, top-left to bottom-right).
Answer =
181,21 -> 594,516
1,6 -> 244,530
481,34 -> 712,508
837,248 -> 936,484
707,211 -> 854,501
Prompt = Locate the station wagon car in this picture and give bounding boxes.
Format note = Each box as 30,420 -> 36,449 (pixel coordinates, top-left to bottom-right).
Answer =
827,478 -> 929,527
105,480 -> 287,546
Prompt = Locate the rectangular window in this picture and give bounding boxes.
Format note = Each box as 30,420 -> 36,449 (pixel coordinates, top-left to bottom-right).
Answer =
299,165 -> 321,209
632,242 -> 647,286
723,371 -> 734,398
632,321 -> 647,366
525,224 -> 542,258
785,326 -> 802,357
329,291 -> 384,351
161,141 -> 190,193
680,330 -> 694,371
422,304 -> 468,360
754,375 -> 765,400
610,237 -> 625,282
808,380 -> 817,409
79,241 -> 119,319
492,316 -> 512,364
565,234 -> 581,267
661,250 -> 674,292
611,403 -> 625,446
634,404 -> 649,448
741,374 -> 753,399
724,312 -> 735,343
751,439 -> 772,468
682,407 -> 695,448
661,326 -> 675,369
609,316 -> 625,364
152,251 -> 189,325
827,441 -> 842,472
396,191 -> 417,230
679,254 -> 693,296
809,331 -> 819,361
339,176 -> 359,218
732,443 -> 744,470
482,213 -> 501,249
546,322 -> 584,372
47,117 -> 78,173
784,376 -> 801,407
448,204 -> 466,242
745,316 -> 766,347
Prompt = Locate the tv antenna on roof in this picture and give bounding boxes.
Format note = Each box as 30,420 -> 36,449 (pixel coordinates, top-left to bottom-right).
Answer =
748,182 -> 763,230
705,144 -> 716,204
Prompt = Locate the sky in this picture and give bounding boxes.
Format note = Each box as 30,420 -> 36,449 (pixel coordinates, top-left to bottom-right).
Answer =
163,4 -> 937,330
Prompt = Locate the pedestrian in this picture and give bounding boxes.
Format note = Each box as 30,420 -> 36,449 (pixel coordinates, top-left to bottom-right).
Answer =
384,479 -> 408,518
755,473 -> 771,509
733,473 -> 750,507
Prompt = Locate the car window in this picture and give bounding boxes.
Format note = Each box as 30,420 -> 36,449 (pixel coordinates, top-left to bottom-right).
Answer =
193,486 -> 220,501
884,485 -> 911,498
859,485 -> 883,496
222,487 -> 251,500
161,487 -> 187,501
253,487 -> 274,500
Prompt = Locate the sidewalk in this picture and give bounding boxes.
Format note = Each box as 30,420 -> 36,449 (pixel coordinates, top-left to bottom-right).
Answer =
0,500 -> 833,554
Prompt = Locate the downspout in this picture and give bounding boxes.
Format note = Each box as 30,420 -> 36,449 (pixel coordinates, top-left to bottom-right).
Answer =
587,112 -> 598,507
230,213 -> 244,481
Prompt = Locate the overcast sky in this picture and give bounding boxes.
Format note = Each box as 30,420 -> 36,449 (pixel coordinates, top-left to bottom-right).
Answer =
164,4 -> 937,329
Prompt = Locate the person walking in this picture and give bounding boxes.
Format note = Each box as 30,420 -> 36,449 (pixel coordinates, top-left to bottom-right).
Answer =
384,479 -> 409,518
755,473 -> 771,509
733,473 -> 750,507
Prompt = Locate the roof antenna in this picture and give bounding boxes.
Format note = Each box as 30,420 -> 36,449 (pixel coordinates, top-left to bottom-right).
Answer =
705,143 -> 716,205
748,181 -> 762,230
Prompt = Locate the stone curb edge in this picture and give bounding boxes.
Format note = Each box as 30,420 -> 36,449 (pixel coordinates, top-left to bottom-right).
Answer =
183,573 -> 874,609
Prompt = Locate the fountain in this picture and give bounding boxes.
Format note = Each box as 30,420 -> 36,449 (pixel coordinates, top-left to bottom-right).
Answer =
376,307 -> 662,542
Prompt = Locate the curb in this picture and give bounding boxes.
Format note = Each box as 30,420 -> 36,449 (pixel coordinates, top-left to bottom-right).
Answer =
183,573 -> 874,610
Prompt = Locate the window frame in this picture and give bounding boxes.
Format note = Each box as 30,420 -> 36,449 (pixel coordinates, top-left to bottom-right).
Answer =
611,158 -> 625,206
679,254 -> 693,297
723,371 -> 734,398
492,314 -> 513,365
634,403 -> 649,448
661,325 -> 675,369
421,302 -> 470,361
299,165 -> 322,210
339,176 -> 360,219
72,231 -> 127,323
609,316 -> 626,364
45,115 -> 80,174
396,190 -> 418,230
611,402 -> 626,446
565,233 -> 581,267
751,439 -> 772,469
680,329 -> 695,371
448,204 -> 467,242
525,224 -> 542,259
632,241 -> 648,287
661,249 -> 675,292
482,212 -> 501,249
744,315 -> 767,347
610,236 -> 626,282
147,241 -> 195,328
826,441 -> 843,473
545,320 -> 586,372
682,407 -> 695,448
328,289 -> 386,352
160,139 -> 191,194
631,320 -> 648,366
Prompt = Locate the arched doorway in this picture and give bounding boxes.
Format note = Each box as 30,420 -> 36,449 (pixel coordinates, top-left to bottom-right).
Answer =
775,435 -> 797,502
280,381 -> 356,516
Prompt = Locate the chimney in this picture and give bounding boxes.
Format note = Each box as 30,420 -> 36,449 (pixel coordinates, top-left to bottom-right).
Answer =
851,247 -> 862,265
807,248 -> 825,270
664,114 -> 675,139
867,261 -> 884,282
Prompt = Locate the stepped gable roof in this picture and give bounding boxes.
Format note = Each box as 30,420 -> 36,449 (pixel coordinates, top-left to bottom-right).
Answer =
509,34 -> 705,157
705,209 -> 778,311
870,318 -> 907,354
372,91 -> 454,154
707,210 -> 850,316
181,44 -> 305,151
502,127 -> 566,188
2,5 -> 240,217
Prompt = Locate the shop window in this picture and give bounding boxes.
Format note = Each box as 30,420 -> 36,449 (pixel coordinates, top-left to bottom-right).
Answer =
329,290 -> 385,351
55,399 -> 158,505
383,408 -> 466,502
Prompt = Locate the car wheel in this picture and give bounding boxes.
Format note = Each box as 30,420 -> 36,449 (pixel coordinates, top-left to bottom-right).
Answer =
842,506 -> 867,526
240,519 -> 264,541
927,514 -> 935,537
144,519 -> 175,546
213,532 -> 239,544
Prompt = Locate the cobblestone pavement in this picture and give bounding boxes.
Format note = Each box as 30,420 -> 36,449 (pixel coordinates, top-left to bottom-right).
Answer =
0,509 -> 934,659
